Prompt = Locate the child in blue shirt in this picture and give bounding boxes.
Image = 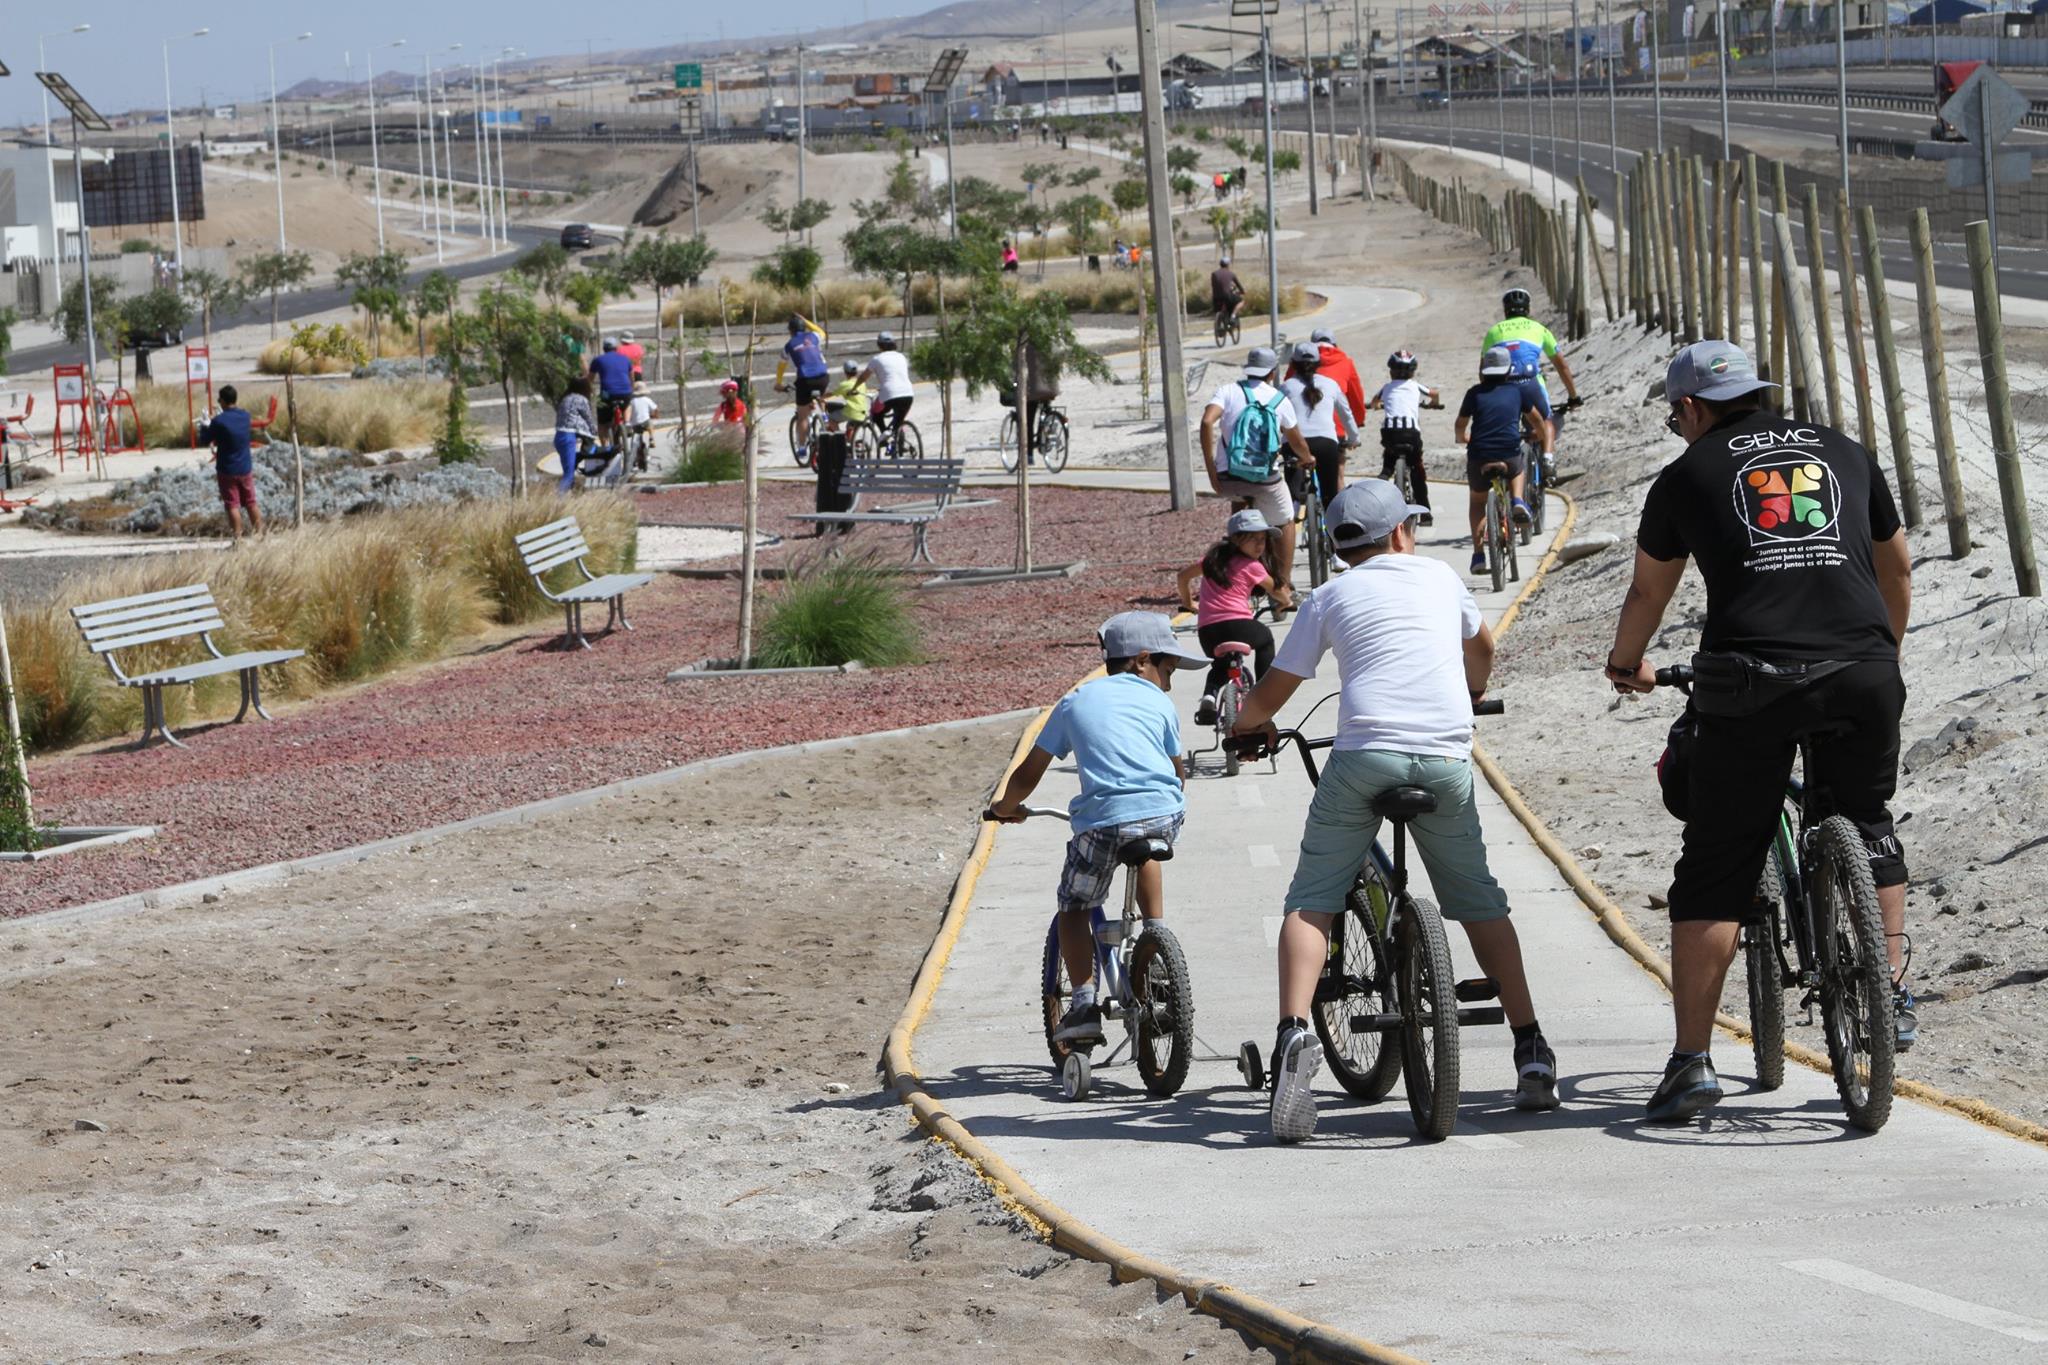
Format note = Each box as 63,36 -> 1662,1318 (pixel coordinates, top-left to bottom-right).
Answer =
990,612 -> 1210,1043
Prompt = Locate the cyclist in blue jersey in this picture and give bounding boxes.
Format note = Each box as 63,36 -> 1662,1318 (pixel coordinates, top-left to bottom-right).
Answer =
1481,288 -> 1578,439
775,314 -> 832,459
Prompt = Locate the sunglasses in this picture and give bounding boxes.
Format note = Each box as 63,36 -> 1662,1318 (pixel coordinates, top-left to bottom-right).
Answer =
1664,403 -> 1687,438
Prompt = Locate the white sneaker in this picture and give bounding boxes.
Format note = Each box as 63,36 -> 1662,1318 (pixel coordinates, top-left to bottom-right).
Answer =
1269,1023 -> 1322,1144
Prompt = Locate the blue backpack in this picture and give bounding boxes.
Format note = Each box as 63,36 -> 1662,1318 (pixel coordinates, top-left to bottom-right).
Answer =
1224,381 -> 1286,483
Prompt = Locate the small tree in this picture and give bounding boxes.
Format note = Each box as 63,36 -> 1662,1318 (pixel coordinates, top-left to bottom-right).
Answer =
1172,173 -> 1199,210
278,323 -> 369,525
1272,148 -> 1303,175
1068,165 -> 1102,190
623,234 -> 716,383
1058,194 -> 1110,253
336,249 -> 409,353
752,243 -> 822,293
1167,145 -> 1201,175
449,284 -> 579,493
562,263 -> 629,346
180,269 -> 248,354
761,196 -> 831,243
1111,177 -> 1147,224
1208,205 -> 1238,257
55,275 -> 129,388
238,250 -> 316,337
512,241 -> 573,309
413,269 -> 460,367
885,154 -> 921,214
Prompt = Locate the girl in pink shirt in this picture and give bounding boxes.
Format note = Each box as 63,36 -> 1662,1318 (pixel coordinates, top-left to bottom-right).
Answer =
1176,508 -> 1286,718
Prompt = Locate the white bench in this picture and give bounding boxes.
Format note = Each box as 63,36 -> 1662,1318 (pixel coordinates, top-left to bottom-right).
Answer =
516,515 -> 654,650
72,585 -> 306,750
788,457 -> 975,565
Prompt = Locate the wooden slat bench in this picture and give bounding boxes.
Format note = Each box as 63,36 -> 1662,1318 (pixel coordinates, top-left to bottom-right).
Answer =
516,515 -> 654,650
72,585 -> 306,750
788,457 -> 976,565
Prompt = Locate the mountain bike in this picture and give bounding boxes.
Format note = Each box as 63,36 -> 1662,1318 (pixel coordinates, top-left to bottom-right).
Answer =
1656,665 -> 1896,1132
1232,694 -> 1509,1140
1215,305 -> 1243,348
998,402 -> 1071,475
990,806 -> 1200,1101
1475,457 -> 1521,594
1517,430 -> 1547,545
1297,465 -> 1331,589
787,406 -> 824,469
871,415 -> 923,461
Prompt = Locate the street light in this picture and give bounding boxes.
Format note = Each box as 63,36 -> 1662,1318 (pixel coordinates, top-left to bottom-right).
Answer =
367,39 -> 407,252
270,31 -> 313,251
162,28 -> 208,276
440,47 -> 465,251
38,24 -> 90,296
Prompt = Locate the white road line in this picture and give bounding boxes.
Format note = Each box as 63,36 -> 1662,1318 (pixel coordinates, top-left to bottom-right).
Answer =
1248,843 -> 1281,868
1236,786 -> 1266,808
1449,1132 -> 1520,1151
1782,1259 -> 2048,1344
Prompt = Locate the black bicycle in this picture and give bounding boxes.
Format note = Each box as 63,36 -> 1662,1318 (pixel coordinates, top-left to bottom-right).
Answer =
1234,694 -> 1509,1140
1214,304 -> 1243,348
998,401 -> 1071,475
1656,665 -> 1895,1132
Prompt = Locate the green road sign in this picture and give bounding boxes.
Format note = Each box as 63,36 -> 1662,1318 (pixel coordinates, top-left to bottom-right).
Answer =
674,62 -> 703,91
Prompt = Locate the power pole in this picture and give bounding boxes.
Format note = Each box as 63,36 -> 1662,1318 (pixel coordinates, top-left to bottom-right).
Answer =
1304,1 -> 1320,215
1355,0 -> 1375,199
1133,0 -> 1196,510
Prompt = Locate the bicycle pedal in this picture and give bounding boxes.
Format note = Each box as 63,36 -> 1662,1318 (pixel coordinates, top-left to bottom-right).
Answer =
1454,976 -> 1501,1003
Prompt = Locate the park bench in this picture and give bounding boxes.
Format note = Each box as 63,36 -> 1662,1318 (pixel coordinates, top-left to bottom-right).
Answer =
789,457 -> 976,565
515,515 -> 654,650
72,585 -> 306,750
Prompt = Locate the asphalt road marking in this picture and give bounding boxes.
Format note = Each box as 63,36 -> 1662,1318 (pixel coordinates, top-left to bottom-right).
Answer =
1249,843 -> 1281,868
1449,1131 -> 1520,1151
1783,1259 -> 2048,1343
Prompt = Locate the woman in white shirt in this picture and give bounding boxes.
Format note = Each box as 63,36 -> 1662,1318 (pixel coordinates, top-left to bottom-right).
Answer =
1283,341 -> 1359,505
861,332 -> 916,453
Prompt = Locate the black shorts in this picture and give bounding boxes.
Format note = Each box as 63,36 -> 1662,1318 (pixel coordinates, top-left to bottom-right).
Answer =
795,374 -> 831,405
1465,450 -> 1524,492
1669,660 -> 1907,922
597,395 -> 631,426
1304,436 -> 1344,506
1380,427 -> 1423,459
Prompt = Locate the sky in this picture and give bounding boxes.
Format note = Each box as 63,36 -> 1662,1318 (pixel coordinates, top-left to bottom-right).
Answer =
0,0 -> 912,128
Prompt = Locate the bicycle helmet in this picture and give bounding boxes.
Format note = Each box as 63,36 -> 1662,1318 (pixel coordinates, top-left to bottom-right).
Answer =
1219,254 -> 1231,266
1502,287 -> 1532,318
1387,349 -> 1418,379
719,379 -> 739,396
842,359 -> 861,376
787,314 -> 804,335
877,331 -> 897,349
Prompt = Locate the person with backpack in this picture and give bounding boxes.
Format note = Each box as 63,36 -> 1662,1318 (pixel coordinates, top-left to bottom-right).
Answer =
1200,346 -> 1315,601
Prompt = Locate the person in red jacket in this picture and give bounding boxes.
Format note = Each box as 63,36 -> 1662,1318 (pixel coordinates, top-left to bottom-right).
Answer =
1311,327 -> 1368,426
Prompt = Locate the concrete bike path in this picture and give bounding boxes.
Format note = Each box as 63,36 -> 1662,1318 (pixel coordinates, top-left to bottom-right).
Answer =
912,523 -> 2048,1363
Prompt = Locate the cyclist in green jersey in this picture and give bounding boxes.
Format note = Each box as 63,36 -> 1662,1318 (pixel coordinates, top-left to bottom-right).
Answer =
1482,289 -> 1579,437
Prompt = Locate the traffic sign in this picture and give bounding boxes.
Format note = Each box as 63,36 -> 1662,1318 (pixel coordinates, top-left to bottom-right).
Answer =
674,62 -> 703,92
1941,65 -> 2029,149
1946,149 -> 2031,190
677,96 -> 703,137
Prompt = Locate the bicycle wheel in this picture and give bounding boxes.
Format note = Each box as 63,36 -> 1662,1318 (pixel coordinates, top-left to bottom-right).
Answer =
1229,316 -> 1242,345
1484,487 -> 1507,594
1039,917 -> 1075,1068
1502,494 -> 1522,583
998,412 -> 1021,473
849,423 -> 875,463
897,421 -> 924,461
1396,896 -> 1461,1139
788,412 -> 811,468
1217,678 -> 1241,777
1132,925 -> 1196,1097
1039,413 -> 1070,474
1745,843 -> 1789,1092
1315,878 -> 1404,1101
1391,457 -> 1414,506
1814,815 -> 1896,1132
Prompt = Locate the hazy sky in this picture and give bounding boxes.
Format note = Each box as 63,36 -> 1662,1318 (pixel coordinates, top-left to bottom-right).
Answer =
0,1 -> 892,128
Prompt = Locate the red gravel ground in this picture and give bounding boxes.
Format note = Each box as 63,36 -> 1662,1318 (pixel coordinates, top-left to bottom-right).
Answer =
8,483 -> 1217,918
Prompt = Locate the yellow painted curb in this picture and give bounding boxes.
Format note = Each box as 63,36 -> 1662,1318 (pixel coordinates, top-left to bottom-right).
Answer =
879,675 -> 1426,1363
1476,487 -> 2048,1151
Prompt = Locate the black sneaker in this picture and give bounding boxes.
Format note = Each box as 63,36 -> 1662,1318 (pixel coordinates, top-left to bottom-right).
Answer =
1894,985 -> 1919,1053
1194,694 -> 1218,727
1513,1035 -> 1560,1112
1052,1000 -> 1105,1046
1645,1053 -> 1722,1124
1418,511 -> 1434,527
1268,1022 -> 1322,1144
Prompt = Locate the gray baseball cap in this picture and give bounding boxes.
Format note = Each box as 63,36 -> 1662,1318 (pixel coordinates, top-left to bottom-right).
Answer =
1098,611 -> 1213,667
1243,345 -> 1279,376
1326,479 -> 1428,549
1290,341 -> 1323,365
1479,344 -> 1514,377
1226,508 -> 1271,535
1666,340 -> 1776,402
1310,327 -> 1335,345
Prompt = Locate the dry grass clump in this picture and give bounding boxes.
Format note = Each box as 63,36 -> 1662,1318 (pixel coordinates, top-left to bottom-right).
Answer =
9,492 -> 638,753
256,319 -> 446,374
129,379 -> 444,452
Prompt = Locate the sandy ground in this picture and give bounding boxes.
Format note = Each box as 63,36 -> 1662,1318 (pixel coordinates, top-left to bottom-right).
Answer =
0,717 -> 1273,1361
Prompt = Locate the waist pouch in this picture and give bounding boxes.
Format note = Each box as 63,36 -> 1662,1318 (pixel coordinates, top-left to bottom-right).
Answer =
1688,651 -> 1851,719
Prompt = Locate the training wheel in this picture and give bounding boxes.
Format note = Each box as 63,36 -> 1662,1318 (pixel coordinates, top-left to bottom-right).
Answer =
1061,1050 -> 1093,1101
1237,1040 -> 1265,1091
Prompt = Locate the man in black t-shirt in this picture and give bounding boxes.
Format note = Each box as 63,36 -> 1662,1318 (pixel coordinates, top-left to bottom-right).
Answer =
1604,341 -> 1915,1124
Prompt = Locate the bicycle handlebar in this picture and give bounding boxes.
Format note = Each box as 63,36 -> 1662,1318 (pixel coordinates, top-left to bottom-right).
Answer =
1654,665 -> 1693,690
1230,699 -> 1503,765
983,805 -> 1070,822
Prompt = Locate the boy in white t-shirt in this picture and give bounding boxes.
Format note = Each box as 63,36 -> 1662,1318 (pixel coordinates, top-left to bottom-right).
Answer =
1229,480 -> 1556,1143
626,381 -> 660,471
1366,350 -> 1440,527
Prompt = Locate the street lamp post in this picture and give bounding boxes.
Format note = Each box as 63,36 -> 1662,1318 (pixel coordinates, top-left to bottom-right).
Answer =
1354,0 -> 1376,199
439,47 -> 464,245
368,39 -> 407,252
162,28 -> 209,276
269,31 -> 313,251
1717,0 -> 1732,159
1303,2 -> 1320,215
422,54 -> 443,261
38,24 -> 90,296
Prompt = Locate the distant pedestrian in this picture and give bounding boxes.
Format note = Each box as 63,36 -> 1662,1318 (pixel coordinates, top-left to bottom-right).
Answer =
198,385 -> 262,543
554,375 -> 598,495
618,330 -> 646,380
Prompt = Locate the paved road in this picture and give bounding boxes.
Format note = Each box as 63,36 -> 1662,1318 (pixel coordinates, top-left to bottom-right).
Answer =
914,514 -> 2048,1362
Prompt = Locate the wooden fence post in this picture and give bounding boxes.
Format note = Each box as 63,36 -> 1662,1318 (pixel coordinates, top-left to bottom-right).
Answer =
1745,154 -> 1768,378
1723,160 -> 1742,347
1692,157 -> 1714,339
1578,177 -> 1614,323
1677,162 -> 1699,341
1652,165 -> 1676,336
1908,207 -> 1969,559
1771,210 -> 1822,425
1800,184 -> 1844,428
1964,220 -> 2039,595
1833,188 -> 1877,455
1856,206 -> 1922,528
1660,154 -> 1683,339
1707,161 -> 1726,340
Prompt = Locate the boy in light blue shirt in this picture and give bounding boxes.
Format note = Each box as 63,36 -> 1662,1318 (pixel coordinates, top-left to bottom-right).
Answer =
990,612 -> 1210,1043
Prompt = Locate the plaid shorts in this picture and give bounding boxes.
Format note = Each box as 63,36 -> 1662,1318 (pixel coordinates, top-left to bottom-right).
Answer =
1056,812 -> 1184,914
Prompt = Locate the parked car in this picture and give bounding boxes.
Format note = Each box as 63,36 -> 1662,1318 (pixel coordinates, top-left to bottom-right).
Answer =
560,223 -> 595,250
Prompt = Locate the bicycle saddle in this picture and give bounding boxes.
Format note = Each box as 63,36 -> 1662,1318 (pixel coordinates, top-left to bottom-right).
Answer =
1210,641 -> 1256,659
1372,786 -> 1439,821
1117,837 -> 1175,867
1476,460 -> 1515,475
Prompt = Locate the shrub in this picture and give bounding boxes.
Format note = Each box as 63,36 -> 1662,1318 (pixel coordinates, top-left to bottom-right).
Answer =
754,554 -> 921,669
752,243 -> 823,292
668,438 -> 743,484
120,238 -> 156,254
129,378 -> 442,452
8,494 -> 638,752
433,383 -> 485,464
